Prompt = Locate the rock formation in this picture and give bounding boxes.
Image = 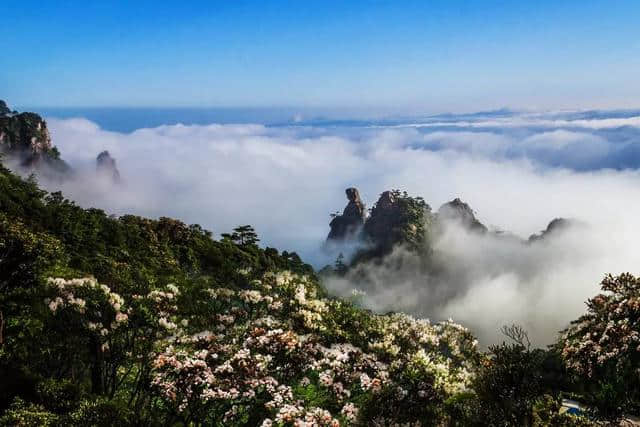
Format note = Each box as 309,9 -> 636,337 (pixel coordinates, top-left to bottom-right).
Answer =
362,191 -> 402,248
437,198 -> 488,233
362,190 -> 432,256
528,218 -> 573,242
325,188 -> 579,274
327,187 -> 366,240
0,112 -> 52,165
0,100 -> 69,175
0,100 -> 13,116
327,189 -> 432,265
96,151 -> 121,183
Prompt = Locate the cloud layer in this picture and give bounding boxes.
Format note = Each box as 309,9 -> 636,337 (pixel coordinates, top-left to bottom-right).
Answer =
32,110 -> 640,345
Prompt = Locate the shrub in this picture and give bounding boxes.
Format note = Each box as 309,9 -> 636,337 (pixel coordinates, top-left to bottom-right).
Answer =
66,398 -> 132,427
0,398 -> 59,427
561,273 -> 640,419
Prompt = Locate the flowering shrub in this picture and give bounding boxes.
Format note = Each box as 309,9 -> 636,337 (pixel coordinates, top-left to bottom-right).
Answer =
148,271 -> 480,425
28,270 -> 480,424
45,277 -> 129,348
11,163 -> 633,425
561,273 -> 640,417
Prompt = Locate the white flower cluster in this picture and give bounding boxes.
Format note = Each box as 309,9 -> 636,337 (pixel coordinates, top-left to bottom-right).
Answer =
144,284 -> 187,334
44,277 -> 134,355
239,289 -> 263,304
562,273 -> 640,378
45,277 -> 129,332
149,270 -> 479,425
206,287 -> 236,300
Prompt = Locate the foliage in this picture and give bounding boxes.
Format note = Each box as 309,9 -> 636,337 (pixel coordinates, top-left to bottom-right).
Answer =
561,272 -> 640,419
0,161 -> 315,424
0,398 -> 59,427
471,342 -> 545,425
458,325 -> 573,426
148,272 -> 479,425
385,189 -> 433,255
222,225 -> 260,246
333,253 -> 348,276
0,162 -> 480,425
1,159 -> 638,424
531,395 -> 598,427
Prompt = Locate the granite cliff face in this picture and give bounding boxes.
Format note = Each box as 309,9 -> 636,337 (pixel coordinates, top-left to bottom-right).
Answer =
0,100 -> 68,175
0,109 -> 53,164
327,187 -> 366,240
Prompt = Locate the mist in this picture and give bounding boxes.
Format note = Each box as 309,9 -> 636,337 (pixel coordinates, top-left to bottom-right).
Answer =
27,110 -> 640,345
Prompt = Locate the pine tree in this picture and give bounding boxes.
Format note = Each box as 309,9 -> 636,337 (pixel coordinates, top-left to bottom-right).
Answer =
222,225 -> 260,246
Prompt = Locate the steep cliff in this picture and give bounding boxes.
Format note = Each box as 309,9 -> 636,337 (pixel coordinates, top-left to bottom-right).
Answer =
0,100 -> 69,175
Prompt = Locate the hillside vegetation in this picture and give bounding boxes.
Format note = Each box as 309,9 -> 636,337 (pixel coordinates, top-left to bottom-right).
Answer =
0,159 -> 638,425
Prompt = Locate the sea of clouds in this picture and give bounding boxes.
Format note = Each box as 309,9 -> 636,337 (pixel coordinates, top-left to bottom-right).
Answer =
35,109 -> 640,345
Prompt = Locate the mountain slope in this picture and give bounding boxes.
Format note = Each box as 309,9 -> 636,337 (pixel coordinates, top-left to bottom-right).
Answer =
0,162 -> 483,426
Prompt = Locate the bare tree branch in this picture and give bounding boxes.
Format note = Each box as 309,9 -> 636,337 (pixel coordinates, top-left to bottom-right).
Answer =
501,324 -> 531,349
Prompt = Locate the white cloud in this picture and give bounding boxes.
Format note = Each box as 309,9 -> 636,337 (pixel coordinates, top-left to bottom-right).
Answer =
383,113 -> 640,130
33,114 -> 640,345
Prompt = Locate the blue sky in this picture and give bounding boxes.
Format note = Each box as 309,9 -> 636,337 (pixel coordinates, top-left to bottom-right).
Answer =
2,1 -> 640,112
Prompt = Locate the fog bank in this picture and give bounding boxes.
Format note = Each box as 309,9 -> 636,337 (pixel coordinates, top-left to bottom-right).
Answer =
30,111 -> 640,344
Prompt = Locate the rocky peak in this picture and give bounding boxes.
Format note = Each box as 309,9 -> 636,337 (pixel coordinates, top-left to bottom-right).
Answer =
343,187 -> 365,217
375,190 -> 395,211
360,190 -> 432,258
327,187 -> 366,240
327,188 -> 433,261
528,218 -> 574,242
438,198 -> 487,233
363,191 -> 408,249
0,100 -> 12,117
0,104 -> 54,167
96,150 -> 121,183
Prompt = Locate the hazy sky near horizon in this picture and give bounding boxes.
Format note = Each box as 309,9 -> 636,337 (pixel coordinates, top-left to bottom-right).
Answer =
2,0 -> 640,113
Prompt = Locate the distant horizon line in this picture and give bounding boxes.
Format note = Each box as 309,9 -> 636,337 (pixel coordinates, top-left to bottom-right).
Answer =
18,104 -> 640,118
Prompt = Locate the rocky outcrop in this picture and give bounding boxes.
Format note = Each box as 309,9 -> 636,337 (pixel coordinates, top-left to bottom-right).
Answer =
362,191 -> 403,248
326,189 -> 432,264
0,101 -> 68,175
362,190 -> 432,256
327,187 -> 366,240
0,100 -> 13,116
0,112 -> 52,165
528,218 -> 574,243
326,187 -> 575,271
437,198 -> 488,233
96,151 -> 121,183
